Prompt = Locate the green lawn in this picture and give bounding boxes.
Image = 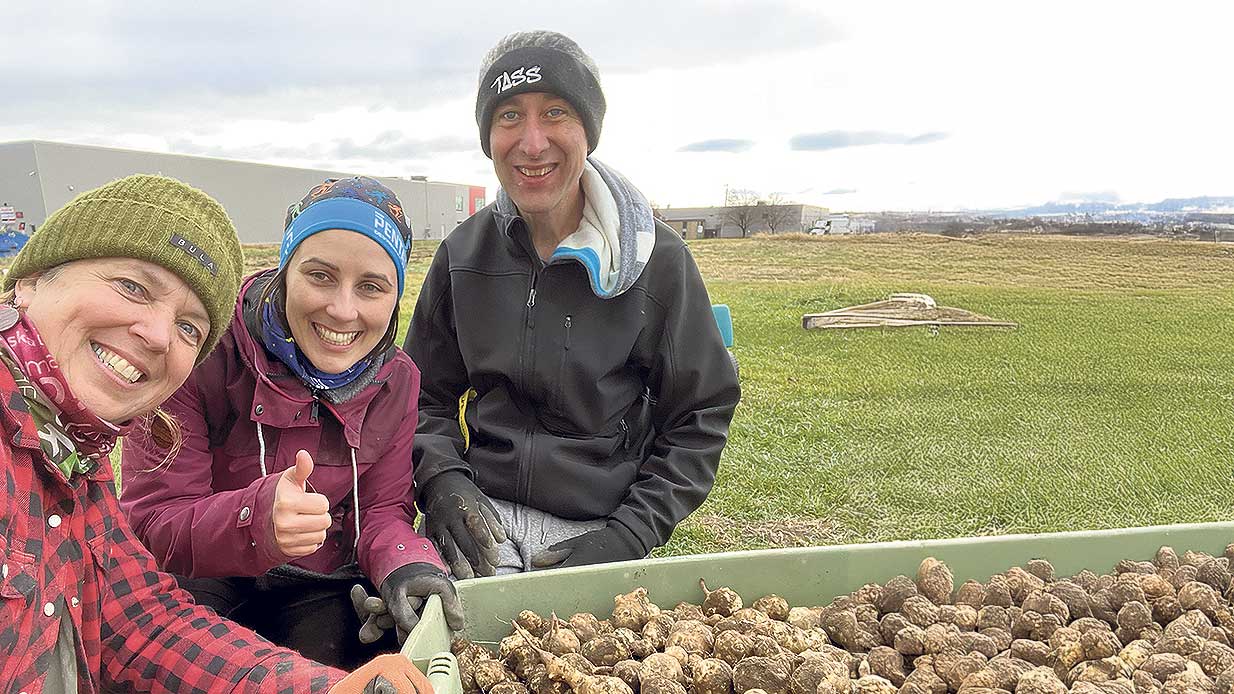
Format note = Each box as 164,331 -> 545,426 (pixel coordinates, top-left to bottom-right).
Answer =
69,234 -> 1234,555
669,234 -> 1234,556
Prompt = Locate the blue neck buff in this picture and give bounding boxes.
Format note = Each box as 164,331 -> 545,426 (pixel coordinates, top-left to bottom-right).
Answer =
260,298 -> 372,392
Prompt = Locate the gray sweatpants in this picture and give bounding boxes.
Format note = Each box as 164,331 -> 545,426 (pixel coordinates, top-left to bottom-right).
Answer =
488,498 -> 607,575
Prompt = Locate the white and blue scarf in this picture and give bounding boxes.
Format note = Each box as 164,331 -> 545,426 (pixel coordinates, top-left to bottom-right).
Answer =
497,158 -> 656,299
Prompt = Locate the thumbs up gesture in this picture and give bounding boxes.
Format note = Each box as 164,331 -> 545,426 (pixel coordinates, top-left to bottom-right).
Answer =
272,450 -> 333,558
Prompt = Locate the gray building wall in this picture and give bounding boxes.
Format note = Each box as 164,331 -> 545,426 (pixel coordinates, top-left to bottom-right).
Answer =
0,142 -> 47,231
427,183 -> 469,240
0,141 -> 484,244
655,207 -> 727,237
655,204 -> 830,238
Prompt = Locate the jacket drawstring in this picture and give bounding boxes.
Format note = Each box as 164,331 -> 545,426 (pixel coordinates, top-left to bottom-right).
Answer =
350,448 -> 361,550
258,420 -> 360,551
256,421 -> 268,477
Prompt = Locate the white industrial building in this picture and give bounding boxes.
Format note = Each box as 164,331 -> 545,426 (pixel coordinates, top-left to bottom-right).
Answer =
0,140 -> 486,245
654,203 -> 829,239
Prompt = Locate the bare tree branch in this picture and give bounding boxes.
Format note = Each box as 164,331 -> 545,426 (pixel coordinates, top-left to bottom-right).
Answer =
760,193 -> 797,233
724,189 -> 761,237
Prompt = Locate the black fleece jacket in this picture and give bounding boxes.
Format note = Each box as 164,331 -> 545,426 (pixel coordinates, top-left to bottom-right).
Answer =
405,204 -> 739,554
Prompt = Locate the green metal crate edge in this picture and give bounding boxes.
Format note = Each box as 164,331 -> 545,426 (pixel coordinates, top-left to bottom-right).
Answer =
402,521 -> 1234,690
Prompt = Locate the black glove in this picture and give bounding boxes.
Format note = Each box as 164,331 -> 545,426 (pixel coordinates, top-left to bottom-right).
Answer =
350,584 -> 397,645
379,562 -> 466,634
421,471 -> 506,578
529,522 -> 646,570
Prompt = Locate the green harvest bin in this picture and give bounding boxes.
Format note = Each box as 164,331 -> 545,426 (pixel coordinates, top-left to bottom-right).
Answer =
402,521 -> 1234,691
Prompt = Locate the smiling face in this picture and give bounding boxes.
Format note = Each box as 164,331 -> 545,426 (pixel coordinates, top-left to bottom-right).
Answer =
282,229 -> 399,375
489,91 -> 589,223
15,258 -> 210,423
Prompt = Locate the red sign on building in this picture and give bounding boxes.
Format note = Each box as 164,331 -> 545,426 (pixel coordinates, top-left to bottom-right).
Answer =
469,186 -> 487,215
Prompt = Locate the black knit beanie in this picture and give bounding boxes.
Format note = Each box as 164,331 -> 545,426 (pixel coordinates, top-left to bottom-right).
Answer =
475,31 -> 606,158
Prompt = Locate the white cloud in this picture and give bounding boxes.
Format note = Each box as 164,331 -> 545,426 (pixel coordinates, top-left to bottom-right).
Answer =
2,1 -> 1231,211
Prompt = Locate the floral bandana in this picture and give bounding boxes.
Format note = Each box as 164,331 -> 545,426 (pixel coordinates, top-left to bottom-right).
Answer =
0,306 -> 129,477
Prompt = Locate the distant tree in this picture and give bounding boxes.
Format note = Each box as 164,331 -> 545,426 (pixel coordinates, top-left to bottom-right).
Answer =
759,193 -> 797,233
941,221 -> 967,238
724,189 -> 761,237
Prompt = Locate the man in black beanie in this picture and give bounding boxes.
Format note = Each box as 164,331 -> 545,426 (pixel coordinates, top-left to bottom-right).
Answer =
405,30 -> 740,580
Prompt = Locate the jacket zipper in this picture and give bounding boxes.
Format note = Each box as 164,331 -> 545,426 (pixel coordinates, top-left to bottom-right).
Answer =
520,427 -> 534,506
525,253 -> 539,329
514,224 -> 555,506
518,271 -> 539,395
517,268 -> 540,504
555,315 -> 572,410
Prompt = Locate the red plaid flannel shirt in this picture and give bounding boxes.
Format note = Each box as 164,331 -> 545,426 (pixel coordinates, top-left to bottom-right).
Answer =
0,366 -> 346,692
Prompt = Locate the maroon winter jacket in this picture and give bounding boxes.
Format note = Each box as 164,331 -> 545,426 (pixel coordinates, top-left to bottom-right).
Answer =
120,273 -> 443,586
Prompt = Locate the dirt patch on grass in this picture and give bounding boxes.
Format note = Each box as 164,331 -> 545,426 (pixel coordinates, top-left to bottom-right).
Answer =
692,514 -> 846,550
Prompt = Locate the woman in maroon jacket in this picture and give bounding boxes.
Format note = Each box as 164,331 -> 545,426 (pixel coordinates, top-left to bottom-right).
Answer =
120,176 -> 462,669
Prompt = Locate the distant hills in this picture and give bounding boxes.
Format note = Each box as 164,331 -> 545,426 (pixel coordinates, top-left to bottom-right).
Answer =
979,196 -> 1234,218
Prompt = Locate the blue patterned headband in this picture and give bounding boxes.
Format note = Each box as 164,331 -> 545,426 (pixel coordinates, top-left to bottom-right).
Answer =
280,176 -> 412,296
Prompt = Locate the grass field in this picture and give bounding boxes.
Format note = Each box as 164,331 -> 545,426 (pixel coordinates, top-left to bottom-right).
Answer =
672,233 -> 1234,556
22,233 -> 1234,557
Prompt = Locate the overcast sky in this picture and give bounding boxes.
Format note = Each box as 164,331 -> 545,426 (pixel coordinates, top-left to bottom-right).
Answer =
3,1 -> 1231,212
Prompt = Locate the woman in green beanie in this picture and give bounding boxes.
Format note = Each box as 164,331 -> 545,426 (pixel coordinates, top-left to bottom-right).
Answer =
0,174 -> 429,693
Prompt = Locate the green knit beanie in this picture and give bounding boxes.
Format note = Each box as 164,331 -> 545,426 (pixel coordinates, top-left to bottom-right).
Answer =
5,174 -> 244,363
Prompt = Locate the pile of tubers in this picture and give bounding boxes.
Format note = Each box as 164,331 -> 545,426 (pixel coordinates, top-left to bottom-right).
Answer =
451,545 -> 1234,694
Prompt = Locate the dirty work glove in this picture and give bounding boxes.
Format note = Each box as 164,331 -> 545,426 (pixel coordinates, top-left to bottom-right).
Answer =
350,584 -> 397,645
421,471 -> 506,578
328,653 -> 432,694
380,562 -> 466,635
530,522 -> 646,570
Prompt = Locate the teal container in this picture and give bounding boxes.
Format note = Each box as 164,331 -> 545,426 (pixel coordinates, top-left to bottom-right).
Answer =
402,522 -> 1234,691
712,304 -> 734,348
